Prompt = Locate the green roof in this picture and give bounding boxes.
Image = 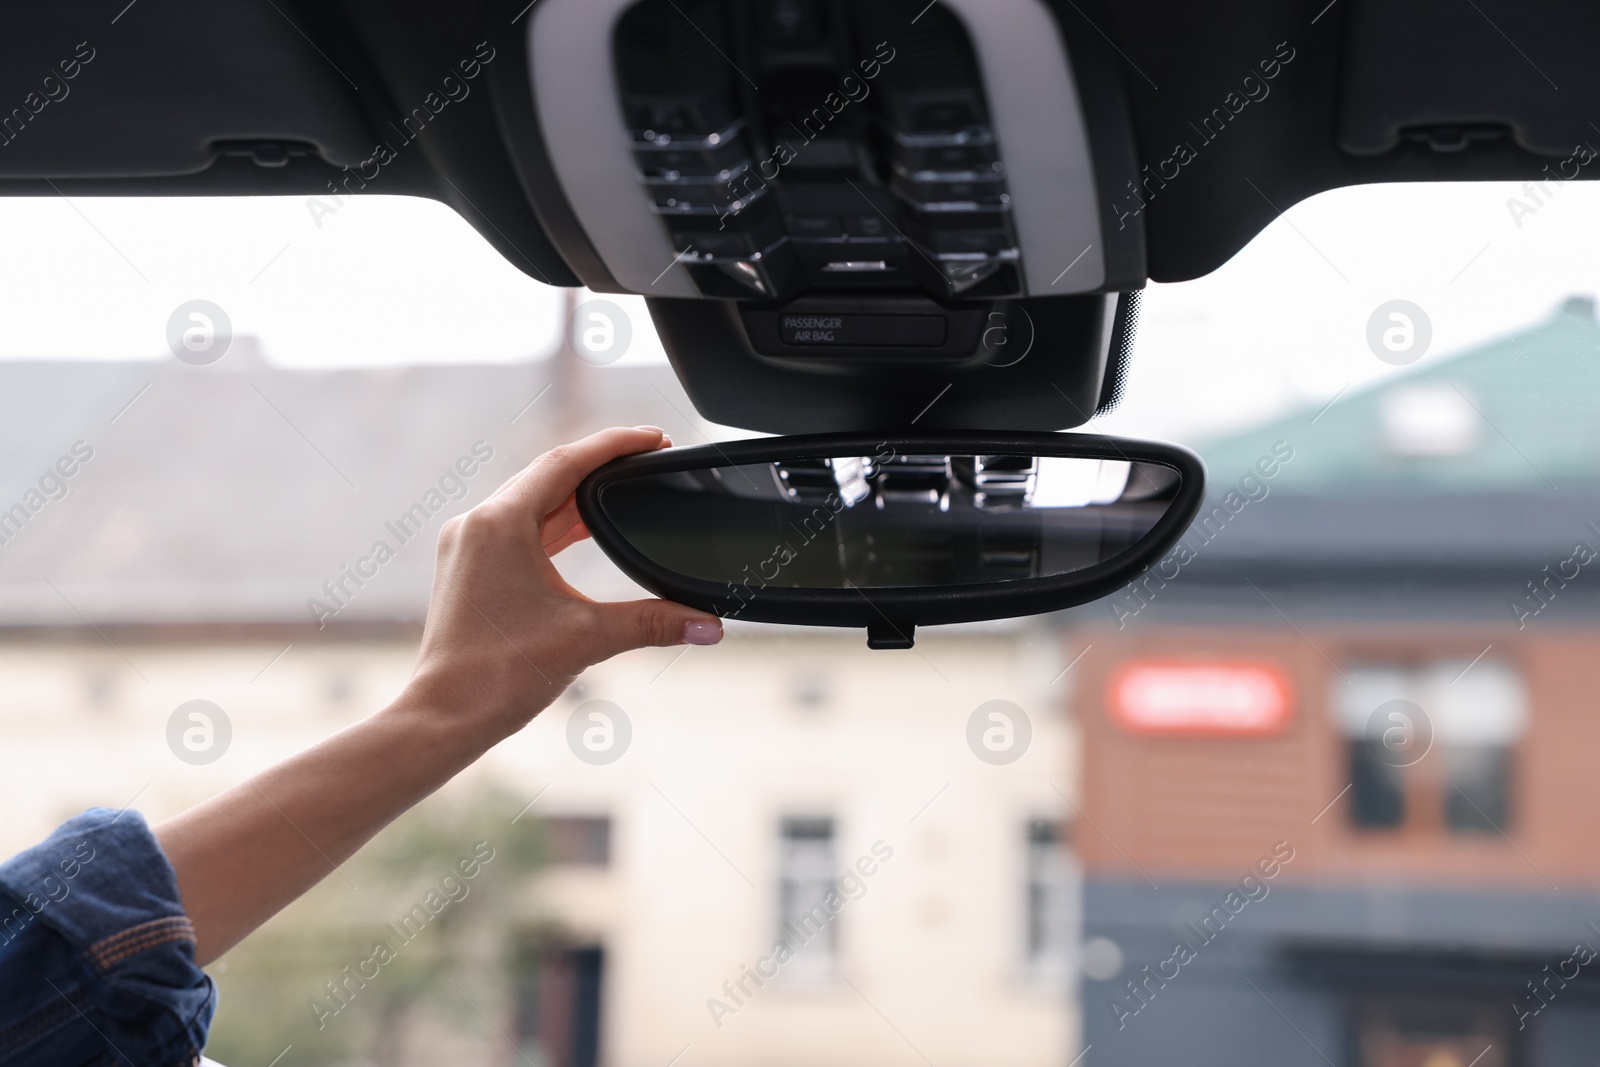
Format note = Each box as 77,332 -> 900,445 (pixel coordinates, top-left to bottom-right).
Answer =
1198,298 -> 1600,493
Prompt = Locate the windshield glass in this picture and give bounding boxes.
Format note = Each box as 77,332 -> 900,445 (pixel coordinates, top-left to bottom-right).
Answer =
0,183 -> 1588,1067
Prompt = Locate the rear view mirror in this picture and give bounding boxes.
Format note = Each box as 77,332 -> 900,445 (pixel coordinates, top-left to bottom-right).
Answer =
578,433 -> 1205,648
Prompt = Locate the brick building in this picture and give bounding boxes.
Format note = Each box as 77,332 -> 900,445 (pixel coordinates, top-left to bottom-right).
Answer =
1070,298 -> 1600,1067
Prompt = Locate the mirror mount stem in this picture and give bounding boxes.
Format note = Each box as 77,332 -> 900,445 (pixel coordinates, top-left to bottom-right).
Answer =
867,622 -> 917,651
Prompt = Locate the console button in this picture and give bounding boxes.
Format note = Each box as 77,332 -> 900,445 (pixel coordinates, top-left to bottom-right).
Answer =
633,140 -> 750,180
915,229 -> 1015,256
761,0 -> 822,44
669,228 -> 755,258
685,237 -> 803,299
910,98 -> 984,133
903,205 -> 1011,236
893,172 -> 1008,211
786,214 -> 846,241
934,254 -> 1012,293
645,173 -> 754,215
626,99 -> 739,140
667,196 -> 785,259
844,213 -> 896,241
898,143 -> 1001,173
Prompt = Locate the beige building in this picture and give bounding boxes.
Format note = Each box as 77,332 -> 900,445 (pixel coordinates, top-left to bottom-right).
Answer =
0,341 -> 1082,1067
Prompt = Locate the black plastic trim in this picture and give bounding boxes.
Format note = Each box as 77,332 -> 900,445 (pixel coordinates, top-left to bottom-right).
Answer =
486,0 -> 612,290
576,430 -> 1206,641
1044,0 -> 1148,290
650,293 -> 1117,433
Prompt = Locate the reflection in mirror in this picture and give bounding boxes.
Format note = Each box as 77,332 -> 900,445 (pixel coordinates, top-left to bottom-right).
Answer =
596,451 -> 1184,592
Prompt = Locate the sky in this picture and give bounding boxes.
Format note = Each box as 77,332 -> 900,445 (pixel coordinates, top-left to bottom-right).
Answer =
1096,179 -> 1600,445
0,180 -> 1593,446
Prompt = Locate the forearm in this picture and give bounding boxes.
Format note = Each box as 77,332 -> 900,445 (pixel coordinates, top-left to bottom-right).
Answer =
153,691 -> 497,965
149,428 -> 717,967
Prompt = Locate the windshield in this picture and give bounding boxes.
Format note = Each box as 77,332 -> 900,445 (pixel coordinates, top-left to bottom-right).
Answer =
0,182 -> 1588,1067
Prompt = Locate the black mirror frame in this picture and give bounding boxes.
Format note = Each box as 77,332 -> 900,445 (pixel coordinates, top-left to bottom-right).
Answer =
577,431 -> 1206,648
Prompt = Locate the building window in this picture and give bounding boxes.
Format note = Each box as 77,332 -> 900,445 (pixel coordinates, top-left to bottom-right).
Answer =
1335,660 -> 1527,835
1347,741 -> 1406,827
1353,998 -> 1507,1067
1025,819 -> 1076,980
778,816 -> 837,975
1443,745 -> 1512,832
544,816 -> 611,866
514,943 -> 604,1067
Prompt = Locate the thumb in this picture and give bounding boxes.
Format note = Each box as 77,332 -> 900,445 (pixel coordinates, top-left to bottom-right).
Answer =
588,598 -> 723,659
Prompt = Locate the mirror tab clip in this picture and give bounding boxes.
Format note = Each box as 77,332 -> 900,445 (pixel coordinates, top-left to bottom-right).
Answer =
866,622 -> 917,651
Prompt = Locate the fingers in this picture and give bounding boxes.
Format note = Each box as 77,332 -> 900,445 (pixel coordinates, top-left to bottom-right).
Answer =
585,598 -> 723,662
499,426 -> 671,524
544,521 -> 591,557
541,494 -> 584,551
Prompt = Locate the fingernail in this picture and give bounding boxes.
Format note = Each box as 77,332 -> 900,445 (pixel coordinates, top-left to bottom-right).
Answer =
682,619 -> 723,645
634,425 -> 666,434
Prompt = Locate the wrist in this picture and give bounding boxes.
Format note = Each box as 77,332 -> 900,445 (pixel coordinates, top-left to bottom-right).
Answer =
376,683 -> 511,773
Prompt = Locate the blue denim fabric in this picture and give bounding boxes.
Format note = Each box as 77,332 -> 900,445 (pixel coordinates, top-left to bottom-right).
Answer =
0,809 -> 216,1067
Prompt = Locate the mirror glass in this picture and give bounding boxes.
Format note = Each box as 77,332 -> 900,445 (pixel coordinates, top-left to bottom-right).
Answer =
595,451 -> 1184,590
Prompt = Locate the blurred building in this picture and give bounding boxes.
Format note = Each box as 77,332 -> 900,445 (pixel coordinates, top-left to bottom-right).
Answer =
1071,298 -> 1600,1067
0,334 -> 1079,1067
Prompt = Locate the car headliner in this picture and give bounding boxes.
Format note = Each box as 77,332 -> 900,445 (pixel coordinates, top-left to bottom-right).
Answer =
0,0 -> 1587,289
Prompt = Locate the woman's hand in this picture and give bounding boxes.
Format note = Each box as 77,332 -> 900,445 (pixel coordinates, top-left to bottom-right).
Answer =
403,425 -> 723,747
156,428 -> 721,963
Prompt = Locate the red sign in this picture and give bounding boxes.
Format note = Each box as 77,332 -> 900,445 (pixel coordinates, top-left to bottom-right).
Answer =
1109,661 -> 1294,737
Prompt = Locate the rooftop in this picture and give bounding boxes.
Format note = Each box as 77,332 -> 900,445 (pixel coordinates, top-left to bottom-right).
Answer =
1200,296 -> 1600,494
0,341 -> 683,629
1120,298 -> 1600,624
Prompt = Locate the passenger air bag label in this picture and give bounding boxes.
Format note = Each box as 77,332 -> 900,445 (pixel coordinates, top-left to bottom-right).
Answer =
779,314 -> 947,348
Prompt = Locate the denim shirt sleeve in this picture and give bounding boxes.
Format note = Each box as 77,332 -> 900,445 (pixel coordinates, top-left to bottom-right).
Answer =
0,808 -> 216,1067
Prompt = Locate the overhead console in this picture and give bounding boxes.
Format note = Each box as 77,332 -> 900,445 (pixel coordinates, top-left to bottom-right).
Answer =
613,0 -> 1027,303
522,0 -> 1147,433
